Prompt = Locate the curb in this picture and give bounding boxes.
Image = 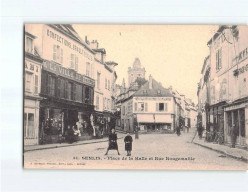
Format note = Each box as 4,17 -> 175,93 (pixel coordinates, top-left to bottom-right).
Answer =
24,136 -> 125,153
192,140 -> 248,163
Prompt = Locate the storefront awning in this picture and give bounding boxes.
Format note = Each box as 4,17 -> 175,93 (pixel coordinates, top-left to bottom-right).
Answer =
137,114 -> 173,123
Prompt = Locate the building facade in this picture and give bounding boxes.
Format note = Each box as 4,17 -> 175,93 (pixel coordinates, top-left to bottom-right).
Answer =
25,24 -> 96,144
120,75 -> 175,133
24,32 -> 43,145
198,25 -> 248,147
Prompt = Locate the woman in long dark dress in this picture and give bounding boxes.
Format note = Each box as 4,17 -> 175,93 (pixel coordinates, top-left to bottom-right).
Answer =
124,133 -> 133,156
105,129 -> 120,155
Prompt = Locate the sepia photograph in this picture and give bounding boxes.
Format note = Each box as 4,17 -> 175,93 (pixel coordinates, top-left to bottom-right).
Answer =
23,24 -> 248,170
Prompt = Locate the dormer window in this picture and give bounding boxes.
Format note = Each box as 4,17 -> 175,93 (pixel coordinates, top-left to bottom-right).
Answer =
26,36 -> 33,53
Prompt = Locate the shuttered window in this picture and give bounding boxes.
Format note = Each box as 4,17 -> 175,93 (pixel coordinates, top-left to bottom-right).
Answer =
145,102 -> 148,112
34,75 -> 38,94
134,102 -> 137,112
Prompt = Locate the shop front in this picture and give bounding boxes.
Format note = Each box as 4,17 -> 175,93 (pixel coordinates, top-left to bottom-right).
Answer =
39,60 -> 95,144
137,114 -> 173,132
207,101 -> 226,144
224,97 -> 248,148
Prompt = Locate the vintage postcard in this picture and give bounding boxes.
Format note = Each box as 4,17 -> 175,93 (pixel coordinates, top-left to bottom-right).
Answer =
23,24 -> 248,170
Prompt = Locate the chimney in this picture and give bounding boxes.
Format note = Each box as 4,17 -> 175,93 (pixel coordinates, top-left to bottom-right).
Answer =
169,86 -> 172,94
149,75 -> 153,89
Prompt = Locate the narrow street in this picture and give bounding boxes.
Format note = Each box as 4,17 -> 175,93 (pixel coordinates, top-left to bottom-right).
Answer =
24,129 -> 247,170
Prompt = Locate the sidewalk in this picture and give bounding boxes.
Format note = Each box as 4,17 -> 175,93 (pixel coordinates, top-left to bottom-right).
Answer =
193,133 -> 248,163
24,132 -> 126,152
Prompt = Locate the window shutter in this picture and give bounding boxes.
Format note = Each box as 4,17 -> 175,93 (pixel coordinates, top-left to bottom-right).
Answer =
75,56 -> 78,71
53,45 -> 56,60
134,102 -> 137,112
57,46 -> 60,61
145,102 -> 148,112
164,103 -> 168,112
219,49 -> 222,69
156,103 -> 159,111
60,49 -> 63,64
71,54 -> 74,68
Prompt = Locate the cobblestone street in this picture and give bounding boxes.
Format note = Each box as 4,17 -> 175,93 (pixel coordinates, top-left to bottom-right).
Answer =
24,129 -> 247,170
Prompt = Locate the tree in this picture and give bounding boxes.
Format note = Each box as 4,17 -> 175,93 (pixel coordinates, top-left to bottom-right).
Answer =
135,77 -> 147,88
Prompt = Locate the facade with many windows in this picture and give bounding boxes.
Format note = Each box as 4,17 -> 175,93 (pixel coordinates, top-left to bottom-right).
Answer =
25,24 -> 95,144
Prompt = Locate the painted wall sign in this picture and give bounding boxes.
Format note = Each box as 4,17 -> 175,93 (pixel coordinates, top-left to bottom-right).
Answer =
135,97 -> 172,101
232,47 -> 248,65
25,60 -> 40,73
46,28 -> 93,61
43,60 -> 95,87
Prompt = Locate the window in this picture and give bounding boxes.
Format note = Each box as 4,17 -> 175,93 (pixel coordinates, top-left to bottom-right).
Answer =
97,72 -> 101,89
53,45 -> 62,63
137,102 -> 144,112
48,75 -> 55,96
75,55 -> 78,71
156,103 -> 168,112
34,75 -> 38,94
86,62 -> 90,76
24,112 -> 35,138
103,97 -> 105,110
96,95 -> 99,110
25,72 -> 32,92
85,87 -> 90,104
105,78 -> 107,89
60,79 -> 65,98
216,48 -> 222,71
108,80 -> 110,90
72,84 -> 76,101
159,103 -> 164,111
26,37 -> 33,53
64,81 -> 68,99
70,54 -> 75,69
60,48 -> 63,64
68,82 -> 72,100
76,84 -> 82,102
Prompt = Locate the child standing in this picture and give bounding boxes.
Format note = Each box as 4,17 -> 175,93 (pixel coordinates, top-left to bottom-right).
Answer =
124,133 -> 133,156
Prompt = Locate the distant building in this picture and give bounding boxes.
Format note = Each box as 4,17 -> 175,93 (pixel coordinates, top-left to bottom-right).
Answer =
128,58 -> 146,87
119,75 -> 175,133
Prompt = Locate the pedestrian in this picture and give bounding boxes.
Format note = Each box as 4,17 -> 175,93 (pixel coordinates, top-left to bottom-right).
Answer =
197,122 -> 203,139
230,124 -> 238,148
176,126 -> 181,136
66,125 -> 75,144
105,128 -> 120,155
135,125 -> 139,139
124,133 -> 133,156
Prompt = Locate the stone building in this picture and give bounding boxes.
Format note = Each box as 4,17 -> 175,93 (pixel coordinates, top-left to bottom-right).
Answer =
128,58 -> 146,87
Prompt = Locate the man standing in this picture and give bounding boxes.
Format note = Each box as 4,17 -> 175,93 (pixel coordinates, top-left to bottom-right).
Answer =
105,129 -> 120,155
230,124 -> 238,148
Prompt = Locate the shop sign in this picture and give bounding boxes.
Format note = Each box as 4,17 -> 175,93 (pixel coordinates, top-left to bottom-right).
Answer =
233,64 -> 248,76
232,47 -> 248,65
135,97 -> 171,101
43,60 -> 95,87
25,60 -> 39,73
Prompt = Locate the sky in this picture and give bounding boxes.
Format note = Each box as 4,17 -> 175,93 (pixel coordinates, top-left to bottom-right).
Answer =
74,24 -> 218,103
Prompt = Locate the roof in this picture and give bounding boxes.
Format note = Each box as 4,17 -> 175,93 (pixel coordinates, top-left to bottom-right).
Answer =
105,61 -> 118,66
207,25 -> 228,46
93,48 -> 106,54
133,78 -> 173,97
201,56 -> 210,74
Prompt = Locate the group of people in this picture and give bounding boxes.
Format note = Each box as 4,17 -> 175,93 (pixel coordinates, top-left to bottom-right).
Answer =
59,125 -> 81,144
105,128 -> 139,156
